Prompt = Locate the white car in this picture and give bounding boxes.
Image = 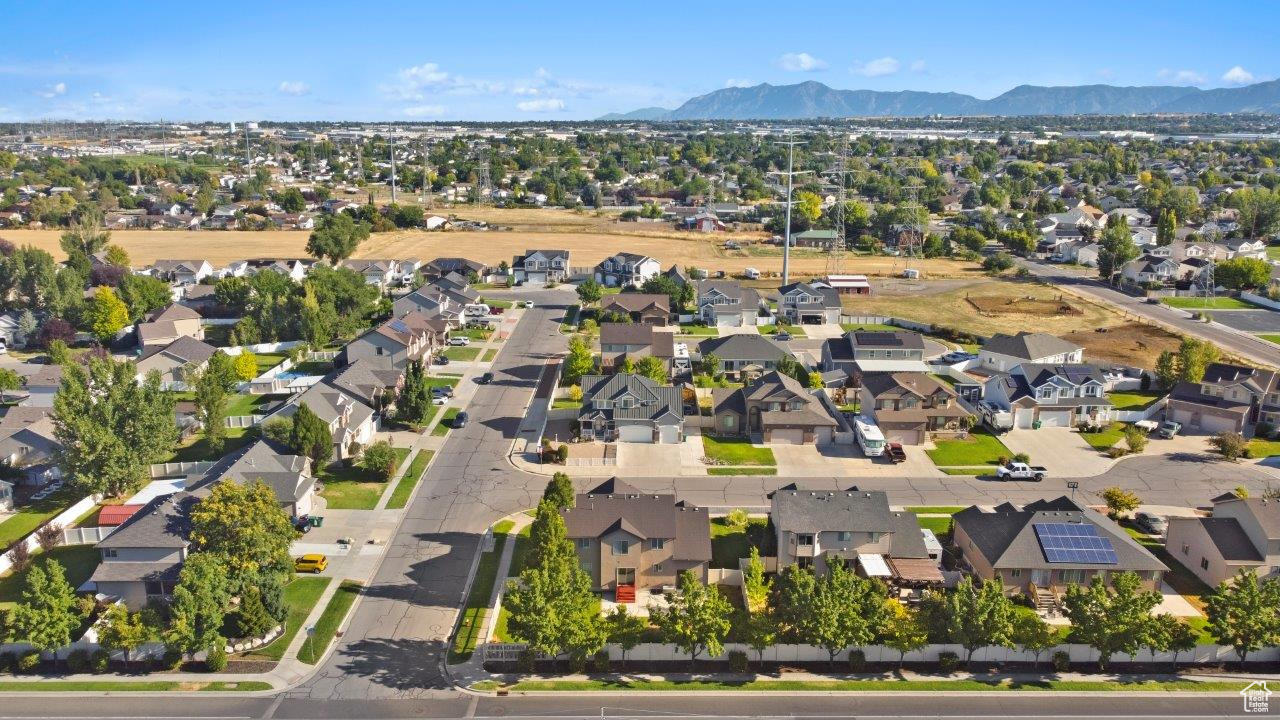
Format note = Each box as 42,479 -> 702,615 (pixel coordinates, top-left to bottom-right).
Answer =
449,337 -> 471,346
432,395 -> 448,406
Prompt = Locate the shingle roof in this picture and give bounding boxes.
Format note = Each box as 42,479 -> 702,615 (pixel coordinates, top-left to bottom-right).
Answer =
1193,517 -> 1264,562
578,374 -> 682,424
97,492 -> 200,549
698,334 -> 787,362
562,492 -> 712,563
145,304 -> 201,323
139,335 -> 218,366
982,332 -> 1082,362
188,438 -> 313,504
848,330 -> 925,351
326,357 -> 401,406
770,489 -> 894,536
601,294 -> 670,314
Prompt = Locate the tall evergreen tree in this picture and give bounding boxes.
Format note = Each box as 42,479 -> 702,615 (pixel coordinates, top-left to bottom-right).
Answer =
397,360 -> 432,425
289,403 -> 333,467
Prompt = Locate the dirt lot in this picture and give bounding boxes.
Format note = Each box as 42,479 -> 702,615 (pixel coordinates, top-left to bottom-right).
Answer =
1062,323 -> 1183,369
967,294 -> 1083,317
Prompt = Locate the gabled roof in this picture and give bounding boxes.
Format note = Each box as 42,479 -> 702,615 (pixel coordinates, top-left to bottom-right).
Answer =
1215,497 -> 1280,540
561,491 -> 712,563
145,304 -> 201,324
138,335 -> 218,366
777,282 -> 840,309
579,373 -> 682,424
695,280 -> 759,307
97,491 -> 200,549
698,334 -> 787,362
848,330 -> 925,351
860,372 -> 953,400
326,357 -> 402,406
189,437 -> 313,504
1016,363 -> 1106,388
599,324 -> 673,358
601,293 -> 669,313
770,489 -> 894,536
982,332 -> 1082,362
1199,363 -> 1279,395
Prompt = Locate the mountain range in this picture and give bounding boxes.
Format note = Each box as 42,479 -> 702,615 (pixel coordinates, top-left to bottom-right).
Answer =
597,79 -> 1280,120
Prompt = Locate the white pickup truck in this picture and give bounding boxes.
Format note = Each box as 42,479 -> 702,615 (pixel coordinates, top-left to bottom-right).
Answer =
995,461 -> 1047,482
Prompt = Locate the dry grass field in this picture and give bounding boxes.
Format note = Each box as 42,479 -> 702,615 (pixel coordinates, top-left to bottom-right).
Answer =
967,294 -> 1084,317
1062,324 -> 1183,369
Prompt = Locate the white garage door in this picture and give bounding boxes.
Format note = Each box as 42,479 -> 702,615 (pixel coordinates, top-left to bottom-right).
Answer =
658,425 -> 680,444
715,313 -> 741,327
1015,409 -> 1035,429
618,424 -> 653,443
769,428 -> 805,444
1038,410 -> 1073,428
886,428 -> 920,445
1194,413 -> 1238,434
813,427 -> 834,445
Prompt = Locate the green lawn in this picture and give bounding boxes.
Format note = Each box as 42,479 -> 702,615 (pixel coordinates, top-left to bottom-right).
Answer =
0,486 -> 82,552
0,681 -> 273,692
1249,438 -> 1280,458
297,581 -> 362,665
293,360 -> 333,375
1108,390 -> 1163,411
757,324 -> 806,337
168,426 -> 254,463
457,327 -> 493,340
707,467 -> 777,476
484,679 -> 1246,693
551,398 -> 582,409
925,428 -> 1010,466
840,323 -> 899,333
0,545 -> 100,612
677,323 -> 719,336
1161,296 -> 1257,310
1269,245 -> 1280,261
243,576 -> 331,661
1079,422 -> 1127,451
916,516 -> 954,536
386,450 -> 434,510
254,352 -> 289,374
1125,529 -> 1213,613
481,298 -> 513,309
432,407 -> 461,436
709,517 -> 773,568
449,521 -> 512,663
444,346 -> 482,361
506,523 -> 533,578
1262,334 -> 1280,346
702,436 -> 776,466
939,467 -> 990,476
225,393 -> 273,417
318,463 -> 389,510
481,348 -> 497,363
904,506 -> 966,514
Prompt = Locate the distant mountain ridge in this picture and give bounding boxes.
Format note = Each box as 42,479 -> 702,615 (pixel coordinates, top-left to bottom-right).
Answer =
597,79 -> 1280,120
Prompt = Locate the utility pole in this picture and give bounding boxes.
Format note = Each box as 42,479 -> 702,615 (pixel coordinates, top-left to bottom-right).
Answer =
771,130 -> 810,287
389,129 -> 398,203
244,123 -> 251,170
421,138 -> 430,206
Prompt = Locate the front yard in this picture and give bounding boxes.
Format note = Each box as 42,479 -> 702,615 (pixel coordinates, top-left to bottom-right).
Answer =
701,436 -> 776,466
677,323 -> 719,336
1161,296 -> 1258,310
242,576 -> 331,660
924,428 -> 1011,467
1249,438 -> 1280,458
432,408 -> 461,436
757,324 -> 806,337
443,346 -> 482,362
318,448 -> 409,510
1079,422 -> 1127,451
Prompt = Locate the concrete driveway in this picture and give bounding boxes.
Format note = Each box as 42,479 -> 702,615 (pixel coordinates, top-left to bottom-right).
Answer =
802,324 -> 845,340
999,427 -> 1116,477
772,442 -> 942,477
615,435 -> 705,473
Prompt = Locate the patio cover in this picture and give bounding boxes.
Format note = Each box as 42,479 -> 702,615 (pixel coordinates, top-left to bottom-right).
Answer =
888,557 -> 946,585
857,552 -> 892,578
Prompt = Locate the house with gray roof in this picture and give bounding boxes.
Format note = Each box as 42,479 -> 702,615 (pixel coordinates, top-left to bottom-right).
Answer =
776,281 -> 841,325
712,370 -> 838,444
578,374 -> 684,443
821,328 -> 928,380
770,488 -> 940,584
1167,495 -> 1280,587
345,311 -> 448,370
598,323 -> 675,372
187,438 -> 316,518
697,334 -> 789,379
859,372 -> 970,445
953,497 -> 1166,605
421,257 -> 487,282
594,252 -> 661,289
136,336 -> 219,390
978,332 -> 1084,374
982,363 -> 1111,429
326,357 -> 402,410
561,478 -> 711,597
136,303 -> 204,347
695,280 -> 765,328
1166,362 -> 1280,435
271,382 -> 377,460
90,491 -> 200,609
340,258 -> 401,289
0,406 -> 61,485
600,293 -> 670,326
513,249 -> 570,285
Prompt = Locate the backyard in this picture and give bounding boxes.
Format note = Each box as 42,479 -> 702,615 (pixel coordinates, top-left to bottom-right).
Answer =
709,516 -> 774,568
0,544 -> 100,611
701,436 -> 776,466
0,486 -> 84,551
1108,390 -> 1164,412
924,428 -> 1011,467
225,393 -> 274,417
167,427 -> 255,463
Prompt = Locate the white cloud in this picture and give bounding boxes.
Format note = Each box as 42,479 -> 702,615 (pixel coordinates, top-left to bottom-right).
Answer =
36,82 -> 66,98
516,98 -> 565,112
277,81 -> 310,96
852,57 -> 900,77
1222,66 -> 1255,85
725,78 -> 753,88
909,60 -> 926,73
403,104 -> 446,117
778,52 -> 827,72
1158,68 -> 1207,85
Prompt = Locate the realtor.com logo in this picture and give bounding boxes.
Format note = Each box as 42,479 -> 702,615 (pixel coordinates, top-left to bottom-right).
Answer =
1242,680 -> 1273,713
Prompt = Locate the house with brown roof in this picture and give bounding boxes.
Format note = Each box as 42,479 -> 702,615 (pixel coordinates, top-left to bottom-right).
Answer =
1166,362 -> 1280,435
561,478 -> 711,599
599,293 -> 671,326
136,304 -> 204,347
859,372 -> 971,445
598,323 -> 674,372
1166,495 -> 1280,587
712,370 -> 839,444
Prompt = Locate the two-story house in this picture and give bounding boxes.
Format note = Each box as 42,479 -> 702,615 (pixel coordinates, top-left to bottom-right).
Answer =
421,257 -> 487,282
821,329 -> 928,383
273,383 -> 377,460
187,438 -> 317,518
136,304 -> 204,347
0,406 -> 61,485
776,281 -> 841,325
594,252 -> 661,289
712,370 -> 839,444
598,323 -> 675,372
151,259 -> 214,286
340,258 -> 400,288
770,488 -> 940,583
1166,363 -> 1280,435
599,293 -> 671,326
982,363 -> 1111,429
344,311 -> 448,369
578,373 -> 684,443
697,334 -> 789,380
135,336 -> 219,391
1120,254 -> 1180,285
89,491 -> 197,609
859,372 -> 970,445
695,280 -> 764,328
1167,495 -> 1280,587
325,357 -> 404,412
562,478 -> 711,600
978,332 -> 1084,374
513,249 -> 570,285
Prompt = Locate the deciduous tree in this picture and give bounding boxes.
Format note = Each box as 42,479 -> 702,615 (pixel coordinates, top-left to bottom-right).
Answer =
306,212 -> 370,263
98,603 -> 155,669
1062,571 -> 1161,670
84,286 -> 129,343
652,569 -> 732,663
940,577 -> 1015,665
1206,570 -> 1280,666
188,480 -> 295,593
165,554 -> 230,660
8,560 -> 82,660
541,472 -> 575,510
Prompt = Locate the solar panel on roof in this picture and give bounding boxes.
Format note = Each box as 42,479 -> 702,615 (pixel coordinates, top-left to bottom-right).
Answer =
1033,522 -> 1118,565
388,320 -> 409,333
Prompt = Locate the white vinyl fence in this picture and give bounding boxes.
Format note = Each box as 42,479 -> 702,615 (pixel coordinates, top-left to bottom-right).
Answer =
150,460 -> 215,478
62,526 -> 111,546
0,493 -> 100,575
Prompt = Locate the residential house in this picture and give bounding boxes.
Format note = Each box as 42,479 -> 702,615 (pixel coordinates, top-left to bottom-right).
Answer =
859,372 -> 970,445
1053,240 -> 1100,267
187,438 -> 317,518
594,252 -> 661,289
712,370 -> 838,444
513,249 -> 570,284
1120,254 -> 1180,285
272,383 -> 377,460
561,478 -> 711,596
577,373 -> 684,443
151,259 -> 214,286
979,332 -> 1084,374
695,280 -> 764,328
1167,495 -> 1280,587
791,229 -> 838,248
340,258 -> 400,288
136,336 -> 218,391
136,304 -> 205,347
421,257 -> 486,281
770,488 -> 940,583
0,312 -> 25,347
952,497 -> 1167,603
15,365 -> 63,408
599,293 -> 670,326
89,492 -> 197,609
821,329 -> 928,382
0,406 -> 61,485
697,334 -> 789,379
817,274 -> 870,296
982,363 -> 1112,429
344,311 -> 446,370
598,323 -> 675,372
1166,362 -> 1280,434
776,282 -> 841,325
326,357 -> 403,412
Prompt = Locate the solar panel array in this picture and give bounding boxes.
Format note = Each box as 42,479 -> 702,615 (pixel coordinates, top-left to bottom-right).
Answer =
389,320 -> 410,334
1032,522 -> 1118,565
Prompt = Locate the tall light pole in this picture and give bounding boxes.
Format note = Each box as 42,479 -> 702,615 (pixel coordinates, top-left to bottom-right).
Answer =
772,130 -> 810,287
389,129 -> 398,203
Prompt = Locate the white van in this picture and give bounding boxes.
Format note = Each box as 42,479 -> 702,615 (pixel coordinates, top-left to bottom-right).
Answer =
743,267 -> 760,280
853,415 -> 886,457
463,303 -> 491,317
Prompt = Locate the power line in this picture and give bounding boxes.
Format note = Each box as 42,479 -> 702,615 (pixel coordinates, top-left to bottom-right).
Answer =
770,129 -> 811,287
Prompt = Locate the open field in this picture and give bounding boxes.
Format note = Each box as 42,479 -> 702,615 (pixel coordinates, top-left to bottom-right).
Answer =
1062,323 -> 1183,369
967,294 -> 1083,317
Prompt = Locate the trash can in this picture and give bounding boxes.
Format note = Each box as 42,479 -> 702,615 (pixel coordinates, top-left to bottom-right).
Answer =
310,516 -> 324,528
1032,420 -> 1042,430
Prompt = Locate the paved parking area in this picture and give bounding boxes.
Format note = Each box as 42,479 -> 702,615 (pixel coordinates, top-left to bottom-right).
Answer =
998,427 -> 1116,477
1211,309 -> 1280,332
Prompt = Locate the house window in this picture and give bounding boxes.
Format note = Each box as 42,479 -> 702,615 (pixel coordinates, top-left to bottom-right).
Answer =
1010,569 -> 1021,578
723,416 -> 735,429
103,549 -> 118,558
836,531 -> 851,542
1201,557 -> 1209,570
869,532 -> 881,543
576,538 -> 591,550
612,540 -> 628,555
654,563 -> 664,572
376,347 -> 385,356
649,538 -> 665,550
797,534 -> 814,546
1059,569 -> 1085,585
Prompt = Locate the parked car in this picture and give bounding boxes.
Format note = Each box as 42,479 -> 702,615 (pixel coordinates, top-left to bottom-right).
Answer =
294,554 -> 328,574
995,461 -> 1047,481
432,385 -> 454,398
477,372 -> 494,384
886,442 -> 907,463
774,331 -> 792,341
489,306 -> 504,315
939,351 -> 976,364
1157,421 -> 1182,439
1135,511 -> 1167,535
434,355 -> 450,365
432,395 -> 448,406
449,337 -> 471,346
453,411 -> 469,429
523,300 -> 535,308
293,515 -> 312,534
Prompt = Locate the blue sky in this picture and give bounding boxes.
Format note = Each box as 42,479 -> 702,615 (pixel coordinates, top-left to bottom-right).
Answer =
1,1 -> 1274,122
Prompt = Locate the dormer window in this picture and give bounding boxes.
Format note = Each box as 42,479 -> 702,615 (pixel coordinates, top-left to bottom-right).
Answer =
1037,387 -> 1054,400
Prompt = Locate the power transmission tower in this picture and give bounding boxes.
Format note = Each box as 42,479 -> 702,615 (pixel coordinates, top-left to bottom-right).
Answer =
898,182 -> 925,276
243,123 -> 251,169
421,138 -> 432,208
770,130 -> 811,287
825,135 -> 853,276
1203,257 -> 1216,308
389,129 -> 398,203
475,150 -> 492,206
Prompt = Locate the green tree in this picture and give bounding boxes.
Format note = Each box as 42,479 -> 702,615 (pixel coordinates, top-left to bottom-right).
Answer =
360,440 -> 400,481
1209,431 -> 1250,461
1010,610 -> 1058,669
228,587 -> 275,640
117,274 -> 173,322
289,403 -> 333,467
603,605 -> 646,667
882,602 -> 929,669
15,309 -> 36,347
700,352 -> 721,377
165,554 -> 230,660
189,363 -> 229,454
52,357 -> 178,497
1156,209 -> 1177,246
46,339 -> 71,365
541,472 -> 576,509
1062,571 -> 1161,670
98,603 -> 154,669
306,212 -> 370,263
941,577 -> 1015,665
188,480 -> 295,592
1215,257 -> 1272,290
1097,216 -> 1138,282
742,546 -> 772,614
104,244 -> 130,267
0,367 -> 20,401
396,360 -> 432,425
1123,425 -> 1148,454
1176,338 -> 1219,383
1154,350 -> 1178,389
575,279 -> 604,306
1100,487 -> 1141,519
1205,570 -> 1280,666
636,355 -> 667,384
1164,615 -> 1200,669
84,286 -> 130,343
233,351 -> 258,380
794,191 -> 822,223
807,371 -> 824,390
652,569 -> 733,663
564,335 -> 595,385
59,212 -> 110,276
8,560 -> 81,660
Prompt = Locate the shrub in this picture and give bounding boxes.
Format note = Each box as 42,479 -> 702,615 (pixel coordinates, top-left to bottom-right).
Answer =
36,523 -> 62,552
724,508 -> 750,531
847,649 -> 867,672
1012,452 -> 1031,464
1123,426 -> 1148,454
1256,422 -> 1275,440
6,543 -> 31,573
1105,446 -> 1128,459
1209,431 -> 1249,461
0,651 -> 14,674
937,651 -> 961,673
567,651 -> 588,673
66,649 -> 91,673
556,444 -> 569,464
16,650 -> 40,674
158,648 -> 184,671
205,646 -> 228,673
728,650 -> 749,673
359,440 -> 400,481
90,648 -> 110,673
1052,650 -> 1071,672
591,650 -> 610,674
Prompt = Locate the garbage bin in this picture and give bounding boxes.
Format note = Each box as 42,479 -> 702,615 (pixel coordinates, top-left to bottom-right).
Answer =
310,516 -> 324,528
1031,420 -> 1042,430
